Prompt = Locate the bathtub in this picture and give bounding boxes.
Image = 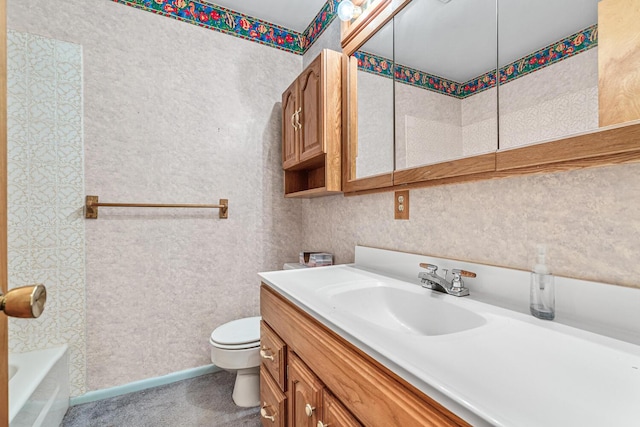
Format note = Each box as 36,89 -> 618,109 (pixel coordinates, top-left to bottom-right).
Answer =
9,345 -> 69,427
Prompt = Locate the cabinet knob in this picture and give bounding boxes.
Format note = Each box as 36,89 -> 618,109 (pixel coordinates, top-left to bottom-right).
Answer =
260,346 -> 275,361
305,403 -> 315,417
261,402 -> 276,422
317,422 -> 329,427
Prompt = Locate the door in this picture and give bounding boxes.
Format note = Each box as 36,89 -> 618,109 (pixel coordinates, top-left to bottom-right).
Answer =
1,0 -> 9,424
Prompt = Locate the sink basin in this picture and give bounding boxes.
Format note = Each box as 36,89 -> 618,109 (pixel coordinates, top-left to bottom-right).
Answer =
324,282 -> 487,336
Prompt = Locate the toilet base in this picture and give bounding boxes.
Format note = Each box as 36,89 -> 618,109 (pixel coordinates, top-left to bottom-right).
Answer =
231,367 -> 260,407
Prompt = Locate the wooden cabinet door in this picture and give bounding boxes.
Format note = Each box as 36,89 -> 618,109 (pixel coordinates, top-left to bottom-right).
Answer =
321,390 -> 362,427
298,56 -> 324,163
282,79 -> 299,169
288,351 -> 323,427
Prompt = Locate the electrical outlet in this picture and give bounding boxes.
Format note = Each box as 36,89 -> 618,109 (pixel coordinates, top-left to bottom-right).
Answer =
394,190 -> 409,220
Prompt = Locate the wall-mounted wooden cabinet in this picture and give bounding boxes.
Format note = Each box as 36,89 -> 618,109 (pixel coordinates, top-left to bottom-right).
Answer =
282,49 -> 343,198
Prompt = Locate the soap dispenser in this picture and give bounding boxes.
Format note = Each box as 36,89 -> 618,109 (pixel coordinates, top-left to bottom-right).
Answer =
530,245 -> 555,320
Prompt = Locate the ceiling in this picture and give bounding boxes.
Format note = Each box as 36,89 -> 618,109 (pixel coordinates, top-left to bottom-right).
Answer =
206,0 -> 598,82
363,0 -> 599,83
211,0 -> 329,32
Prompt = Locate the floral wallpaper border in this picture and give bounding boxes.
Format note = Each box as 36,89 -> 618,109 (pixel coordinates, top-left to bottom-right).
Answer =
498,24 -> 598,86
113,0 -> 339,54
359,24 -> 598,99
354,51 -> 394,79
394,63 -> 463,98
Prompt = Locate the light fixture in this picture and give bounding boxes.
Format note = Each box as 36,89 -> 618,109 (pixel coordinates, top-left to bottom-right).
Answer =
337,0 -> 363,21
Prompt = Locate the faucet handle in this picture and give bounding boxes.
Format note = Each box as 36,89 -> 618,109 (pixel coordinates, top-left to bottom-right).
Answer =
452,269 -> 476,278
419,263 -> 438,273
450,269 -> 476,295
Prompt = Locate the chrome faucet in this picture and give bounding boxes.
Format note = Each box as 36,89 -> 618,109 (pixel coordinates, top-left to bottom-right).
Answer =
418,263 -> 476,297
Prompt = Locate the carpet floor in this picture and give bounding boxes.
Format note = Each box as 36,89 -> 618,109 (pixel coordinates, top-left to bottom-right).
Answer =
62,371 -> 261,427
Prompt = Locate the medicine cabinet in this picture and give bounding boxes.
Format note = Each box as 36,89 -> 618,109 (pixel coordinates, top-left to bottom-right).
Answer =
342,0 -> 640,194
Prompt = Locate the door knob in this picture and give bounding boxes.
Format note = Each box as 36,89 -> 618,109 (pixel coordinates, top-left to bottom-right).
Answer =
0,284 -> 47,318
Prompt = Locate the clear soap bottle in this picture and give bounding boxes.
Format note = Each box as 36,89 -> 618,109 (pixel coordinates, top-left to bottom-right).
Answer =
530,245 -> 555,320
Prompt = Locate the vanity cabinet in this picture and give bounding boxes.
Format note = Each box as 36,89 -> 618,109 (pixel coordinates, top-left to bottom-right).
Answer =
260,283 -> 469,427
260,309 -> 361,427
281,49 -> 343,198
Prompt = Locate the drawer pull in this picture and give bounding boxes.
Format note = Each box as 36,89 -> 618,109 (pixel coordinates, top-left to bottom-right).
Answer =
261,403 -> 276,422
317,422 -> 329,427
305,403 -> 315,417
260,347 -> 275,361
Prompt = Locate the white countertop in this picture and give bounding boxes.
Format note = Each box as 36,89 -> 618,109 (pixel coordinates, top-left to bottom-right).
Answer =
259,261 -> 640,426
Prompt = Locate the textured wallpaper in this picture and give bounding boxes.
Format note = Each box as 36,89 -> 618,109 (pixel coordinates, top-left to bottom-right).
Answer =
499,48 -> 599,148
302,160 -> 640,289
395,81 -> 498,169
6,30 -> 87,396
9,0 -> 303,392
356,71 -> 394,178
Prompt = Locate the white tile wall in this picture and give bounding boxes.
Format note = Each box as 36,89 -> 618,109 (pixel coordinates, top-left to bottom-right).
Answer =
7,30 -> 86,396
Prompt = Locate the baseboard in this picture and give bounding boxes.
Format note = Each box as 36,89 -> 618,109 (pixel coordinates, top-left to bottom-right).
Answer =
70,364 -> 221,406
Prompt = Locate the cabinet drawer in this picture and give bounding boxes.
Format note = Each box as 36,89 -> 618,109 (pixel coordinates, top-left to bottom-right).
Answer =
260,321 -> 287,391
260,368 -> 286,427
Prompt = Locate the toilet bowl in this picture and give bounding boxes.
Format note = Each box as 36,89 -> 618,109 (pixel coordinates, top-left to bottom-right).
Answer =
209,316 -> 261,407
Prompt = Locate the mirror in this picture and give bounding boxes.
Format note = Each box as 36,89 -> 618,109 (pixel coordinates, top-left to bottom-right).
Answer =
344,0 -> 640,192
497,0 -> 599,150
351,19 -> 395,179
393,0 -> 498,171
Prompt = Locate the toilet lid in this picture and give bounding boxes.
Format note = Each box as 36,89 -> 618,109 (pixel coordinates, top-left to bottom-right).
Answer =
210,316 -> 261,347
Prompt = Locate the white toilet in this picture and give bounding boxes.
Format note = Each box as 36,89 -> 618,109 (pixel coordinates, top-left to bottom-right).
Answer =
209,316 -> 261,407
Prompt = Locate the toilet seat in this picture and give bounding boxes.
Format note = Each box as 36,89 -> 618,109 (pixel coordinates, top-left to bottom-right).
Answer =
210,316 -> 261,350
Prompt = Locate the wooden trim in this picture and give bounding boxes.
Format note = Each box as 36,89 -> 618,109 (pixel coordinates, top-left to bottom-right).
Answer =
343,172 -> 394,193
0,0 -> 9,423
341,47 -> 352,190
344,121 -> 640,196
261,284 -> 469,427
344,171 -> 499,196
496,121 -> 640,171
323,49 -> 343,192
394,153 -> 496,185
347,56 -> 357,183
342,0 -> 411,56
341,0 -> 392,54
284,187 -> 342,199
